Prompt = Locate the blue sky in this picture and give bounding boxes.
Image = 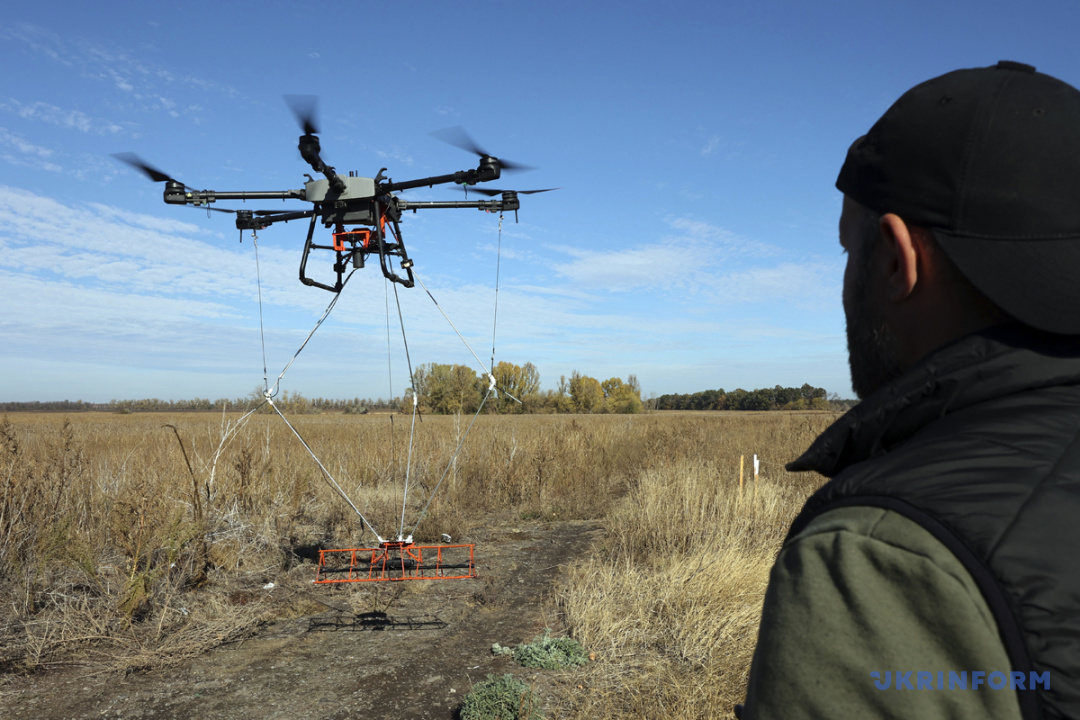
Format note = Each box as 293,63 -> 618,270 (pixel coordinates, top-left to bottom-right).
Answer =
2,0 -> 1079,403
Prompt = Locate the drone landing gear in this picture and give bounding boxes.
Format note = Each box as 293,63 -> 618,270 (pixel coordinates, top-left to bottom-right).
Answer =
299,202 -> 415,292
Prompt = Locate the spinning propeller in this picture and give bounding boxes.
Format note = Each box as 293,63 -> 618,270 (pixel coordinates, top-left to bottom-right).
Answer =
430,126 -> 534,174
456,187 -> 560,197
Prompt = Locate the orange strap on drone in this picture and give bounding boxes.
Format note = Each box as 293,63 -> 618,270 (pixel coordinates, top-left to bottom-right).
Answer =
332,229 -> 371,252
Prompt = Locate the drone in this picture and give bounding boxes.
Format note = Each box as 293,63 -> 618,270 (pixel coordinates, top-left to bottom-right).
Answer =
115,96 -> 555,292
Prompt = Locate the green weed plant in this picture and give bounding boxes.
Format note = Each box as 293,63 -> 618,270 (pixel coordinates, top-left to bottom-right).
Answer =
460,673 -> 543,720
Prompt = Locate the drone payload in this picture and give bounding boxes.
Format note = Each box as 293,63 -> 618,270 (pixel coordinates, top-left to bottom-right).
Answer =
115,95 -> 555,292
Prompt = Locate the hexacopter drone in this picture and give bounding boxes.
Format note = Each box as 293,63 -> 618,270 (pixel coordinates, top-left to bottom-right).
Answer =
116,96 -> 554,292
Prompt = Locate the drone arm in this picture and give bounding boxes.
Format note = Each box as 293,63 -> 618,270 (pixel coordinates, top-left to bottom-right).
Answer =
396,198 -> 520,213
168,187 -> 307,205
380,158 -> 502,194
233,208 -> 315,231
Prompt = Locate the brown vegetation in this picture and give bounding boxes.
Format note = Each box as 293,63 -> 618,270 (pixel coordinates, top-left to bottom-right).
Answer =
0,409 -> 837,716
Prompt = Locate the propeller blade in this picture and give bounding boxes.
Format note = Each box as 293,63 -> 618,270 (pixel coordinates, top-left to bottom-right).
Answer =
430,126 -> 534,172
284,95 -> 319,135
455,186 -> 560,197
430,126 -> 486,157
112,153 -> 179,184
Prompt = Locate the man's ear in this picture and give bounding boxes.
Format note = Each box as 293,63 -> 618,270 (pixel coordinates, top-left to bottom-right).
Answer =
879,213 -> 919,302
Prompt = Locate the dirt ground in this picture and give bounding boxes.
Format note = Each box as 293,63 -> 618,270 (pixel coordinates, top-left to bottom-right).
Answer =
0,519 -> 602,720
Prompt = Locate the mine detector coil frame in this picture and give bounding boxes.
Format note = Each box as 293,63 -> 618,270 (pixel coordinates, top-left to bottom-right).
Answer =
118,101 -> 551,582
315,542 -> 477,584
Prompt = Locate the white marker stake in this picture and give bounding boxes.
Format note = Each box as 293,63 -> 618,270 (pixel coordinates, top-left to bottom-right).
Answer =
753,453 -> 760,504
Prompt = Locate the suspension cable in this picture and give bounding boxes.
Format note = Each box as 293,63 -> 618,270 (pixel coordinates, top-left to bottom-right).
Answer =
490,213 -> 503,372
413,270 -> 523,405
393,282 -> 417,393
266,270 -> 355,400
384,276 -> 394,421
252,231 -> 270,394
413,271 -> 491,377
407,378 -> 496,539
384,276 -> 398,487
268,399 -> 382,541
392,280 -> 421,540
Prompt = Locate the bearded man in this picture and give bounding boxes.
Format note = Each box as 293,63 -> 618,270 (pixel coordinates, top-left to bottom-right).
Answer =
739,61 -> 1080,720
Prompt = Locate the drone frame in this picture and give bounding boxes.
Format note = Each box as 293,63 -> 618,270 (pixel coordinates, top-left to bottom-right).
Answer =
152,131 -> 529,292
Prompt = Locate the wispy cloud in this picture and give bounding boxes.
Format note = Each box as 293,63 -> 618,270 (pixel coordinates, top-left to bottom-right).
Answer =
0,127 -> 56,158
0,129 -> 63,172
703,261 -> 842,309
2,23 -> 237,108
375,146 -> 415,166
545,216 -> 783,293
1,99 -> 123,134
550,241 -> 716,292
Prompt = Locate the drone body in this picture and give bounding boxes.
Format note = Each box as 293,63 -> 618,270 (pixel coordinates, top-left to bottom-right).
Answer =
117,97 -> 555,292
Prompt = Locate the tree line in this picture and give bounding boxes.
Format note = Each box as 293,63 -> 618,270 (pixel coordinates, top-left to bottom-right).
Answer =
0,371 -> 854,415
411,362 -> 645,414
653,384 -> 845,411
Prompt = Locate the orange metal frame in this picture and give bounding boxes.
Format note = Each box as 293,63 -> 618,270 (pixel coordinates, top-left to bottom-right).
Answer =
314,541 -> 477,584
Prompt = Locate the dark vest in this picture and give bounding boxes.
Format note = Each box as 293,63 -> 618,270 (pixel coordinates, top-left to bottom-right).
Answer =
786,325 -> 1080,720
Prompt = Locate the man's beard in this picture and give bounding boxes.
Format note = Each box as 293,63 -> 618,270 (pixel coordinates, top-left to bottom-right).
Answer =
845,270 -> 906,400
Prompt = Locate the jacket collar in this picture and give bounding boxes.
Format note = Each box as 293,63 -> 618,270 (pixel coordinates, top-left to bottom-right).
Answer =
788,323 -> 1080,478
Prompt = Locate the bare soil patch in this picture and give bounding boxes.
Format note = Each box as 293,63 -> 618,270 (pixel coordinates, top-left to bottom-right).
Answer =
0,518 -> 601,720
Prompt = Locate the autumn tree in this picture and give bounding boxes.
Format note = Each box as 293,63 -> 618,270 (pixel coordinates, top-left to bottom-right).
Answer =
601,377 -> 625,398
492,361 -> 542,413
413,363 -> 483,414
600,376 -> 644,413
569,371 -> 605,413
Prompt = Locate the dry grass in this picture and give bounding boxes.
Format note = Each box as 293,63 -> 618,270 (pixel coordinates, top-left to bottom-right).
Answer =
552,414 -> 834,719
0,409 -> 837,708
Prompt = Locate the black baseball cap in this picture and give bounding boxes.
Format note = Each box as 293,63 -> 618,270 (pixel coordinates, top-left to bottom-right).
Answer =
837,60 -> 1080,335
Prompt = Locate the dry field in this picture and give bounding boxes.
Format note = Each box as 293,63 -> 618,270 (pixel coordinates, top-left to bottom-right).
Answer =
0,409 -> 838,718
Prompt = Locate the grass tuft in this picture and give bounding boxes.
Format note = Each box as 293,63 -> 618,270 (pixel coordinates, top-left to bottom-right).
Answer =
460,673 -> 543,720
512,630 -> 589,670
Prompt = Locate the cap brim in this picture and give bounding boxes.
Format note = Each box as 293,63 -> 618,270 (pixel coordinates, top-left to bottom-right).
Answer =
934,229 -> 1080,335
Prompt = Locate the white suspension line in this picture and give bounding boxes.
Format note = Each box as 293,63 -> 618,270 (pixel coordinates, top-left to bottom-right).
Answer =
252,232 -> 270,394
398,392 -> 419,540
413,270 -> 491,378
490,213 -> 503,371
265,270 -> 355,400
383,276 -> 398,489
407,380 -> 496,539
412,270 -> 522,405
268,398 -> 383,542
384,275 -> 395,420
391,279 -> 421,541
245,263 -> 377,536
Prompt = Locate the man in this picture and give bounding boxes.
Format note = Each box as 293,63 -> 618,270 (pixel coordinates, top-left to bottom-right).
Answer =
739,61 -> 1080,719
